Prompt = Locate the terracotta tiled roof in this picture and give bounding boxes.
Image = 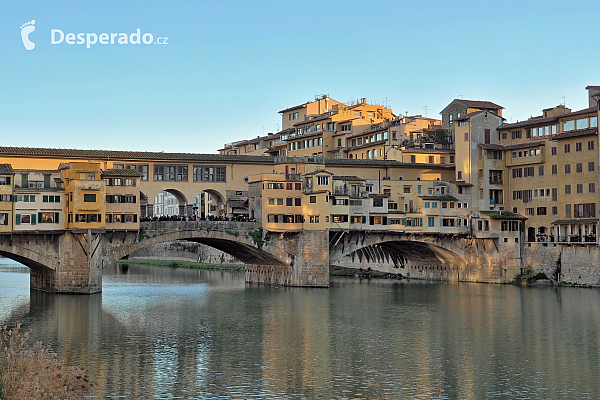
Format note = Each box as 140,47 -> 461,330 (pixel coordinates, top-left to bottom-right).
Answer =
478,141 -> 544,151
101,168 -> 142,177
550,128 -> 597,140
498,106 -> 597,131
322,158 -> 454,169
458,99 -> 503,110
402,148 -> 455,154
285,131 -> 323,141
419,195 -> 458,201
0,147 -> 276,164
552,218 -> 598,225
450,180 -> 474,187
480,211 -> 527,220
344,139 -> 387,152
0,164 -> 15,174
333,175 -> 364,181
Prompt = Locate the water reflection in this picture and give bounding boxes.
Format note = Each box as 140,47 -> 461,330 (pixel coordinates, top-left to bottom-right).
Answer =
1,262 -> 600,398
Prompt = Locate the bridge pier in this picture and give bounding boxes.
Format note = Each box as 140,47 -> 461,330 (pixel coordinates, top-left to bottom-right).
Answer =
30,231 -> 102,294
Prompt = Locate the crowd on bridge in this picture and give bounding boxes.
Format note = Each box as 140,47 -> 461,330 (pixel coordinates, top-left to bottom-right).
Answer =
140,215 -> 257,223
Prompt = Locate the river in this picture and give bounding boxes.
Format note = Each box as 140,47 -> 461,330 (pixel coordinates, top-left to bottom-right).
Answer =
1,259 -> 600,399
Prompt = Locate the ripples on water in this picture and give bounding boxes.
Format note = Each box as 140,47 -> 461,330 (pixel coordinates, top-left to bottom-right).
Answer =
1,259 -> 600,399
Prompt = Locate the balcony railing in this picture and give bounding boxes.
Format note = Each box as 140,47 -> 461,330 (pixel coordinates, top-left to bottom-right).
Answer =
488,178 -> 503,185
285,173 -> 302,181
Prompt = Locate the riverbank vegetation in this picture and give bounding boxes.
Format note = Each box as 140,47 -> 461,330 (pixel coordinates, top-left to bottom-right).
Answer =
117,258 -> 245,271
0,323 -> 92,400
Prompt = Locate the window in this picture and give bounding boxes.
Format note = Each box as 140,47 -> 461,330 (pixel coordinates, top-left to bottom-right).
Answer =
590,162 -> 596,172
563,120 -> 575,132
317,176 -> 329,186
576,163 -> 583,173
268,198 -> 274,205
526,208 -> 534,216
373,198 -> 384,207
309,215 -> 320,223
576,118 -> 589,130
590,183 -> 596,193
309,196 -> 316,203
524,167 -> 534,177
512,130 -> 522,139
565,204 -> 572,218
538,166 -> 544,176
574,203 -> 596,218
42,195 -> 60,203
536,207 -> 546,216
551,147 -> 557,155
457,171 -> 462,180
551,165 -> 558,175
512,168 -> 522,178
0,177 -> 11,185
576,142 -> 583,152
564,143 -> 571,153
276,198 -> 283,205
577,184 -> 583,194
565,184 -> 571,195
286,198 -> 293,206
0,213 -> 7,225
295,198 -> 301,206
564,164 -> 571,174
552,206 -> 558,215
84,194 -> 96,202
39,212 -> 59,224
464,132 -> 469,142
589,140 -> 595,150
552,187 -> 558,201
432,202 -> 438,209
403,186 -> 411,194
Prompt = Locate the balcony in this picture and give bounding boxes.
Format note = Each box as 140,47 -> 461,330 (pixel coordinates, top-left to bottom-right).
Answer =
285,173 -> 302,181
488,178 -> 503,185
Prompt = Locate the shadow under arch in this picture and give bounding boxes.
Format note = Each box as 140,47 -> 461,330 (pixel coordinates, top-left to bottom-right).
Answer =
0,250 -> 53,270
346,240 -> 467,268
184,238 -> 285,266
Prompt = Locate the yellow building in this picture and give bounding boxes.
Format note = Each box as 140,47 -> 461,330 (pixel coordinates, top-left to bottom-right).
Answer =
0,164 -> 15,231
102,169 -> 142,230
497,103 -> 598,243
13,169 -> 64,232
60,162 -> 106,230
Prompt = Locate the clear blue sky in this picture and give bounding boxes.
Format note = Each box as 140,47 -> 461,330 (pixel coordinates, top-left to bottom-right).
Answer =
2,0 -> 600,153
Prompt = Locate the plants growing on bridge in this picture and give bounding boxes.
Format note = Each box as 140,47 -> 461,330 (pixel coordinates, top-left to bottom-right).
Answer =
248,228 -> 265,250
0,323 -> 92,399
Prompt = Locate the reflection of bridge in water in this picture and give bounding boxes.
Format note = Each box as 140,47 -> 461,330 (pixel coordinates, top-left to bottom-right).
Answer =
0,220 -> 510,294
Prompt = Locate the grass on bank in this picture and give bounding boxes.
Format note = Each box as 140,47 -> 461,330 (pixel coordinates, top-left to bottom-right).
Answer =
116,258 -> 245,271
0,323 -> 92,400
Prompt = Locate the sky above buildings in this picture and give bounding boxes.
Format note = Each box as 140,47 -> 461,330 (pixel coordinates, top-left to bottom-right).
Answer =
2,0 -> 600,153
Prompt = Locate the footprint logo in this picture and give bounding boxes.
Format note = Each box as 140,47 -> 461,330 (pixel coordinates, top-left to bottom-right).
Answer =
20,20 -> 35,50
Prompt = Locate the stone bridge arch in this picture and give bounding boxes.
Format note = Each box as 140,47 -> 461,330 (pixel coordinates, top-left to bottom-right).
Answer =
329,231 -> 511,282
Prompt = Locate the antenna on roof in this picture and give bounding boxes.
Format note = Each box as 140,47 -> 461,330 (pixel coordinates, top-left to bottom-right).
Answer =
559,96 -> 565,106
458,93 -> 464,99
422,106 -> 429,118
383,97 -> 390,108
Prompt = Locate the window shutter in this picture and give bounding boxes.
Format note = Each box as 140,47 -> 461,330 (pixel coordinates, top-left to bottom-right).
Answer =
369,216 -> 374,225
16,214 -> 21,225
55,212 -> 59,223
43,195 -> 48,202
98,214 -> 101,222
38,212 -> 42,222
134,214 -> 138,223
133,196 -> 137,203
31,214 -> 36,225
383,216 -> 387,225
402,218 -> 407,226
362,216 -> 366,224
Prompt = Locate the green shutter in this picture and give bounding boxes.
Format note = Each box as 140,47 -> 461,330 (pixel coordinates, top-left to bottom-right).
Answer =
401,217 -> 407,226
383,216 -> 387,225
98,214 -> 101,222
133,179 -> 136,187
31,214 -> 36,225
133,214 -> 138,223
55,212 -> 59,223
15,214 -> 21,225
43,195 -> 48,202
362,216 -> 366,224
369,216 -> 374,225
38,212 -> 42,222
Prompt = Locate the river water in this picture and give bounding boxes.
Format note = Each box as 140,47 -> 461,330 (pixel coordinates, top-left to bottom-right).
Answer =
1,260 -> 600,399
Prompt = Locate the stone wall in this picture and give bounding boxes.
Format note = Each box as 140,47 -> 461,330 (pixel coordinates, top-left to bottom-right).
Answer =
127,240 -> 242,264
